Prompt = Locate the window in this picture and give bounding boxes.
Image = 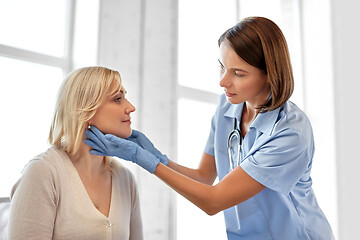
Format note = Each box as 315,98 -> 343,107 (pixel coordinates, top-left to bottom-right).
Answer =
0,0 -> 99,197
177,0 -> 237,238
0,0 -> 67,57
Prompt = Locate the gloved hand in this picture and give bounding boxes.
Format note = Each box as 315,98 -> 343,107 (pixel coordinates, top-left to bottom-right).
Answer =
127,130 -> 169,166
84,126 -> 160,173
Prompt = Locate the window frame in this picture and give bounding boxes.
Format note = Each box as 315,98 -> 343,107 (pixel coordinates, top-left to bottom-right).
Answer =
0,0 -> 75,75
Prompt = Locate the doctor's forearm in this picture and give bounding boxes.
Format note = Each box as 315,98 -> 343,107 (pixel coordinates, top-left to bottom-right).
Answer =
154,163 -> 222,215
167,160 -> 213,185
166,153 -> 217,185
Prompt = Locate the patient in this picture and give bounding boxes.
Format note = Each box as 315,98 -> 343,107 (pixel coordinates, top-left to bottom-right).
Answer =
8,66 -> 143,240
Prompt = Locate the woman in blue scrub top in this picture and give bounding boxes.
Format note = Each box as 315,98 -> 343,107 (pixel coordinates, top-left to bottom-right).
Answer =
85,17 -> 334,239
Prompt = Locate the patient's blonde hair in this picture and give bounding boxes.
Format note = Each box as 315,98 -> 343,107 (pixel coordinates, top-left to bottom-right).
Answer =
49,66 -> 122,154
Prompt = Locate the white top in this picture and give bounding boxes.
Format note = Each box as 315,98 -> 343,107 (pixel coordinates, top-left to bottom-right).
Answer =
8,147 -> 143,240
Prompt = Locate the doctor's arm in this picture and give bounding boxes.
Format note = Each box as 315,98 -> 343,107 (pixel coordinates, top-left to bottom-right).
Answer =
166,153 -> 217,185
154,161 -> 264,215
126,129 -> 218,185
163,128 -> 309,214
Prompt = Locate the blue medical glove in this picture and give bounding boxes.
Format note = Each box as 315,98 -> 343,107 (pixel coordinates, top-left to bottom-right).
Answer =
127,130 -> 169,166
84,126 -> 160,173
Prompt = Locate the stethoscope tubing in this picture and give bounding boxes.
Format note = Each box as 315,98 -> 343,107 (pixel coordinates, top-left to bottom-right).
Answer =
227,118 -> 242,170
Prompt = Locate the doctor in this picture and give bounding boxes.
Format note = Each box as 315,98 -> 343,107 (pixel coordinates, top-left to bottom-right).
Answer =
85,17 -> 334,239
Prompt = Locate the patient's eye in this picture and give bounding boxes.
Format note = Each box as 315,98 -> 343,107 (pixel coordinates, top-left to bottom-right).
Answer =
114,93 -> 122,102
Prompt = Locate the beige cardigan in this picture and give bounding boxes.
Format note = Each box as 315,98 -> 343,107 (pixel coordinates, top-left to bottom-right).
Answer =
8,147 -> 143,240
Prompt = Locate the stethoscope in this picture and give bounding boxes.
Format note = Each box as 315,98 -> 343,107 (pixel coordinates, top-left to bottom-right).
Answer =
227,118 -> 243,225
227,118 -> 242,170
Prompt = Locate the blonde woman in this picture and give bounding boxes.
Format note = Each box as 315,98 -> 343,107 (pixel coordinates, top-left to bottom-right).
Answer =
8,67 -> 143,240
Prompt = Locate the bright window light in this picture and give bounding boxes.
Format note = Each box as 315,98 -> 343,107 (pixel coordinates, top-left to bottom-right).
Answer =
0,0 -> 67,57
177,98 -> 226,239
177,0 -> 238,238
0,0 -> 99,198
0,57 -> 63,197
178,0 -> 236,94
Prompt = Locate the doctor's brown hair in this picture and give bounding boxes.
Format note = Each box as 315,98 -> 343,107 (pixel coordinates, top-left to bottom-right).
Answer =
218,16 -> 294,112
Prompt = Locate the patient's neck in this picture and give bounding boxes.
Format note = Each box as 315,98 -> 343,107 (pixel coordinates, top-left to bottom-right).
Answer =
67,142 -> 107,176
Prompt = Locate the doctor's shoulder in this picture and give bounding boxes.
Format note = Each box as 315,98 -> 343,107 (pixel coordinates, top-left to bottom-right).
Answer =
274,101 -> 314,143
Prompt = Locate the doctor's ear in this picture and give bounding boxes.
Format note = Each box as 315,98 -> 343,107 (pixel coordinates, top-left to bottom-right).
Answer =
265,75 -> 270,83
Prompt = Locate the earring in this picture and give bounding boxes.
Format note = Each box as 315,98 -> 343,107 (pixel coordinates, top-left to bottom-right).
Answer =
88,121 -> 91,129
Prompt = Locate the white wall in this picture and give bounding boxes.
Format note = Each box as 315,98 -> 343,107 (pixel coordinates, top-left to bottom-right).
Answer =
330,0 -> 360,239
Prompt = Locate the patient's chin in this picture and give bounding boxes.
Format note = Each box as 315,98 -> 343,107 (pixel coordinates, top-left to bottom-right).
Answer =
97,125 -> 132,139
113,129 -> 132,139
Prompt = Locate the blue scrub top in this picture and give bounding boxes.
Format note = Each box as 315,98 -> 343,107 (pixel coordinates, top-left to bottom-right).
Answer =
204,94 -> 334,240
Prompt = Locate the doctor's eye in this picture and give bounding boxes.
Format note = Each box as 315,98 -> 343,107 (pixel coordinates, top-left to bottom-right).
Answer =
234,71 -> 245,77
235,73 -> 245,77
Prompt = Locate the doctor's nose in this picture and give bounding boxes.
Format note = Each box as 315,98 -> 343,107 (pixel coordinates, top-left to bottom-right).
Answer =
220,72 -> 231,88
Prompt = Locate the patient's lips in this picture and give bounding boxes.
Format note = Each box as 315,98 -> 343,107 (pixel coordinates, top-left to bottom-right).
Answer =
122,118 -> 131,124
